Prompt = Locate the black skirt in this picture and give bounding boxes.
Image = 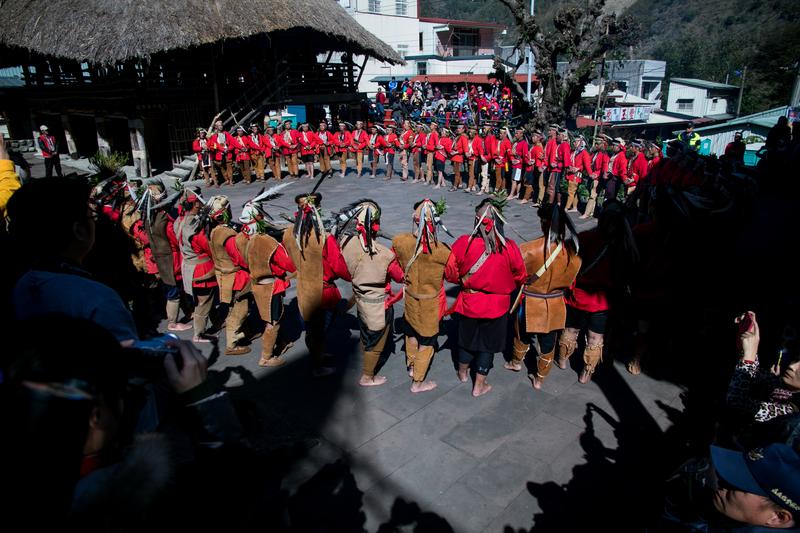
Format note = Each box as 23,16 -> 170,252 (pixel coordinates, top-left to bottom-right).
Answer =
457,313 -> 508,353
360,306 -> 394,351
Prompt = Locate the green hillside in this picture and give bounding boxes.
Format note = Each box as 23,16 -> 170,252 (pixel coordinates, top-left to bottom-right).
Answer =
420,0 -> 800,114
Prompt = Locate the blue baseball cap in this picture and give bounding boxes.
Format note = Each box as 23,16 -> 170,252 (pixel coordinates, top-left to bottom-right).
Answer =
711,444 -> 800,518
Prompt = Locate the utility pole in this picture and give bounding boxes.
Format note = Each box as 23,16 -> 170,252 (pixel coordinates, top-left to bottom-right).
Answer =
736,65 -> 747,116
526,0 -> 535,102
592,24 -> 610,139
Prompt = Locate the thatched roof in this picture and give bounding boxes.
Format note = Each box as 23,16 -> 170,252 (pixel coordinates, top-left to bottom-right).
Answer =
0,0 -> 403,65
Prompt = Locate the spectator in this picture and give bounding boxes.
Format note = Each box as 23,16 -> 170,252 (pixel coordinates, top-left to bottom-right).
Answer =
725,311 -> 800,447
0,134 -> 21,220
376,86 -> 387,118
7,178 -> 139,344
766,116 -> 792,155
37,124 -> 64,177
387,76 -> 398,95
725,132 -> 746,165
661,443 -> 800,531
677,124 -> 701,152
4,315 -> 243,529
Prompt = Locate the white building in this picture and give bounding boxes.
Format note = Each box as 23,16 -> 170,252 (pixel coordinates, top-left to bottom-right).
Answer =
337,0 -> 505,94
666,78 -> 739,119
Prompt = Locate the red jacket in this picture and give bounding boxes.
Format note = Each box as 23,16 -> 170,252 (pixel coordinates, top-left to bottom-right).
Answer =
530,144 -> 545,170
248,133 -> 267,158
280,129 -> 301,155
609,151 -> 628,181
189,232 -> 217,288
38,134 -> 58,158
445,234 -> 527,319
483,134 -> 498,162
223,234 -> 250,292
322,234 -> 352,310
435,137 -> 454,162
334,131 -> 352,153
412,132 -> 427,153
297,131 -> 319,156
208,131 -> 236,162
469,136 -> 484,161
591,151 -> 610,179
497,138 -> 513,165
554,141 -> 571,172
401,129 -> 414,150
509,139 -> 529,169
628,152 -> 649,186
367,133 -> 386,155
232,135 -> 252,162
566,148 -> 592,183
425,130 -> 440,153
264,133 -> 281,158
315,130 -> 332,154
545,137 -> 558,169
350,129 -> 368,152
192,138 -> 212,158
384,133 -> 399,154
452,135 -> 470,163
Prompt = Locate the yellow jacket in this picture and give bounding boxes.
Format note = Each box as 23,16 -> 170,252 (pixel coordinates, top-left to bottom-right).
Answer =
0,159 -> 21,219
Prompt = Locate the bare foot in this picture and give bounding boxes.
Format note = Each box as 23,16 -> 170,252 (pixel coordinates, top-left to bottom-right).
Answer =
529,374 -> 543,390
627,359 -> 641,376
457,369 -> 469,383
411,380 -> 438,393
408,366 -> 414,377
359,375 -> 388,387
504,361 -> 523,372
472,382 -> 492,397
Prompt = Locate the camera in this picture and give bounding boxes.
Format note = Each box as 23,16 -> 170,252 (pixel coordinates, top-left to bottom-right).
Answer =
123,334 -> 181,379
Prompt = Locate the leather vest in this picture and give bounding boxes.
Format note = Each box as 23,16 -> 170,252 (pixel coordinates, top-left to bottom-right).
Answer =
210,226 -> 239,274
341,238 -> 394,331
246,234 -> 279,281
282,227 -> 324,320
147,211 -> 175,285
392,232 -> 450,337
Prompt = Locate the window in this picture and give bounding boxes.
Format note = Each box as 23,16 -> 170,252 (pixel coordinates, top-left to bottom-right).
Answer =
396,44 -> 408,59
613,80 -> 628,92
417,61 -> 427,75
419,32 -> 424,51
677,98 -> 694,111
641,81 -> 659,99
396,0 -> 407,15
368,0 -> 380,13
451,28 -> 479,56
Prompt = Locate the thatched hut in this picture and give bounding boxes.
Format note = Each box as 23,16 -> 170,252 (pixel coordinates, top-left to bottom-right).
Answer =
0,0 -> 402,174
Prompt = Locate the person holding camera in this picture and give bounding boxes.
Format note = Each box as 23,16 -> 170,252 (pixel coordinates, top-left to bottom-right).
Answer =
4,315 -> 243,529
725,311 -> 800,446
8,178 -> 139,344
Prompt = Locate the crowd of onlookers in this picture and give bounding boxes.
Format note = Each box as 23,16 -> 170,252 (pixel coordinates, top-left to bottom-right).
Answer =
369,76 -> 516,127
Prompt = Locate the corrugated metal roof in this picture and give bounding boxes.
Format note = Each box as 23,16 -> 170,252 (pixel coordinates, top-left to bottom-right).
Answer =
691,106 -> 788,133
670,78 -> 739,90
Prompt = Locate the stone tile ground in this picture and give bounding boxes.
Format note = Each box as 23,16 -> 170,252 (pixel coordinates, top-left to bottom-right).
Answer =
37,155 -> 685,532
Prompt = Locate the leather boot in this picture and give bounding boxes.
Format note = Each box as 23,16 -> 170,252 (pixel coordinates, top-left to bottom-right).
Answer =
579,343 -> 604,384
405,335 -> 418,370
506,337 -> 528,371
259,324 -> 284,367
530,349 -> 555,390
557,336 -> 577,369
412,345 -> 435,382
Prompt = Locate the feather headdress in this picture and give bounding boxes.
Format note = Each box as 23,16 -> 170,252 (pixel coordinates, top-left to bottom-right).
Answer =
469,192 -> 508,254
333,198 -> 381,254
240,183 -> 289,235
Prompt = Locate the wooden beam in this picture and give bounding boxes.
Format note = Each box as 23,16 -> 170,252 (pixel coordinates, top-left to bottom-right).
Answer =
355,56 -> 368,89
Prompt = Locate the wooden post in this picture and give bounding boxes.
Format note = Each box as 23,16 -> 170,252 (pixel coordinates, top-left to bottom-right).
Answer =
60,114 -> 79,158
95,117 -> 110,155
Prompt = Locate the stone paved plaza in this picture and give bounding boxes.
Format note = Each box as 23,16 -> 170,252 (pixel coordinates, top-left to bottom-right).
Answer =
34,156 -> 686,531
